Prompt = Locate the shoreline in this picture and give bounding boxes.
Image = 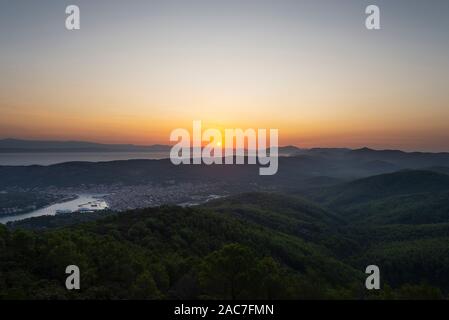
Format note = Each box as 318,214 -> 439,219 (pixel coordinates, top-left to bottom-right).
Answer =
0,194 -> 79,219
0,194 -> 108,225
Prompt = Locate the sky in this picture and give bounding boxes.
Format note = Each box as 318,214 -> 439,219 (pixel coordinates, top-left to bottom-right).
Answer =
1,0 -> 449,151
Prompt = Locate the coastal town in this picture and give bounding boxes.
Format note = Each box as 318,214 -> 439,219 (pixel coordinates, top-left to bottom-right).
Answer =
0,181 -> 233,223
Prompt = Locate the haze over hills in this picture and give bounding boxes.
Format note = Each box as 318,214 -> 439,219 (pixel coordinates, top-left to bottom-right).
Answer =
3,139 -> 449,176
2,147 -> 449,189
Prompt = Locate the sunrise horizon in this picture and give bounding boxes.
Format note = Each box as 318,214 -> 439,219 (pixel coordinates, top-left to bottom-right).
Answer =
2,1 -> 449,153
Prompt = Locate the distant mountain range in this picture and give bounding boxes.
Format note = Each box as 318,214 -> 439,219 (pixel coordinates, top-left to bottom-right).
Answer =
2,139 -> 449,158
0,138 -> 303,154
0,138 -> 171,153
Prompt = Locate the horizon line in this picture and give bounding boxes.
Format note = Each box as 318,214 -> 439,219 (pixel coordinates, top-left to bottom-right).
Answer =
1,137 -> 449,154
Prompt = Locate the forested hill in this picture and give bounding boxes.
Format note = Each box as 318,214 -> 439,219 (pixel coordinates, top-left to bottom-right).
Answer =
0,200 -> 361,300
2,190 -> 449,299
308,170 -> 449,205
305,170 -> 449,225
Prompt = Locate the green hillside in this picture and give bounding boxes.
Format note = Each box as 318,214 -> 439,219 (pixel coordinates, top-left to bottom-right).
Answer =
306,170 -> 449,218
204,192 -> 353,255
2,187 -> 449,299
310,170 -> 449,204
338,191 -> 449,225
0,202 -> 362,300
